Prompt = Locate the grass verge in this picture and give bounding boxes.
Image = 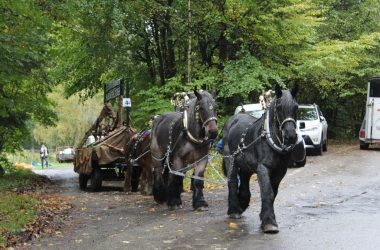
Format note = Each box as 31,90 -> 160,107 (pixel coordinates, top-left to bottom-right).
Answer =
0,169 -> 71,248
0,169 -> 40,248
0,193 -> 39,247
0,168 -> 41,191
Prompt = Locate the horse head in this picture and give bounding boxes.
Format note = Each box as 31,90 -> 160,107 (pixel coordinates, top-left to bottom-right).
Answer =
194,89 -> 218,141
273,84 -> 299,146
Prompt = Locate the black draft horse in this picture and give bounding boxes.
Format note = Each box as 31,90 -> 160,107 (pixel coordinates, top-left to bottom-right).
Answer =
150,90 -> 218,210
222,85 -> 299,233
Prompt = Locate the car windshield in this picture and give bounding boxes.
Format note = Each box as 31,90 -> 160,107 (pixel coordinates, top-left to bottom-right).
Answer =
298,107 -> 318,120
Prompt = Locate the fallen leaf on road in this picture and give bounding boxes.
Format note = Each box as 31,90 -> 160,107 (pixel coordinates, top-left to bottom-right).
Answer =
229,222 -> 238,229
105,206 -> 116,210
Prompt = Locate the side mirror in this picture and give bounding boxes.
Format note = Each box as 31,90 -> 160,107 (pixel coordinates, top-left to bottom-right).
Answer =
299,122 -> 305,129
320,116 -> 325,121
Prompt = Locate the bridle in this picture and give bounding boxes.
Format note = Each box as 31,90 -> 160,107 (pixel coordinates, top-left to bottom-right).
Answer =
183,99 -> 218,144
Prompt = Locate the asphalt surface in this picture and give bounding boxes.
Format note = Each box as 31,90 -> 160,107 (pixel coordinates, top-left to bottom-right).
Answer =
29,144 -> 380,250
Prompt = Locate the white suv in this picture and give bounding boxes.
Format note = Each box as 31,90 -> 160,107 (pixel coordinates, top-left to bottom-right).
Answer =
297,104 -> 328,155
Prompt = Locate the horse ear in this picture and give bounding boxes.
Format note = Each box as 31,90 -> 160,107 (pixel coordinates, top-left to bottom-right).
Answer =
291,84 -> 299,98
194,87 -> 202,100
275,84 -> 282,98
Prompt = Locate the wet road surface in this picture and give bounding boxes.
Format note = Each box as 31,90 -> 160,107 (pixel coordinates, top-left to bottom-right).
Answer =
28,144 -> 380,250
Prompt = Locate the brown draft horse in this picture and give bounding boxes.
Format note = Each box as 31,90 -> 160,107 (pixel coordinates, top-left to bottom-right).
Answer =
150,90 -> 218,210
124,128 -> 152,195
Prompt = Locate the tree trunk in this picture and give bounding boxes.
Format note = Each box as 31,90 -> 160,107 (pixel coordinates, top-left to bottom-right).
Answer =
153,18 -> 166,86
218,22 -> 228,62
215,1 -> 228,62
144,39 -> 156,82
165,0 -> 176,77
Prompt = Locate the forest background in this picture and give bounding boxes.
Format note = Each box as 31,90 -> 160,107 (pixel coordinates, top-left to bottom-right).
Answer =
1,0 -> 380,169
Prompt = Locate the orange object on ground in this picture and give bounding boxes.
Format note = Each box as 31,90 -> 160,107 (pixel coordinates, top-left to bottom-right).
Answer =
15,163 -> 35,169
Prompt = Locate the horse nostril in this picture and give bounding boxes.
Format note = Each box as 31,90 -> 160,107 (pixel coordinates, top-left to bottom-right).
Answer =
208,130 -> 218,140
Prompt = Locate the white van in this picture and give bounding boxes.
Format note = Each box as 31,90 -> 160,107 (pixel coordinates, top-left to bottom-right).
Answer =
359,77 -> 380,149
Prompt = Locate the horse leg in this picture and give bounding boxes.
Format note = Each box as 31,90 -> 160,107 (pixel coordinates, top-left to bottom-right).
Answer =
192,159 -> 209,211
140,159 -> 153,195
123,164 -> 132,193
238,169 -> 252,212
152,159 -> 167,203
131,165 -> 142,192
166,157 -> 183,209
226,158 -> 242,218
139,163 -> 147,194
257,163 -> 278,234
270,166 -> 287,200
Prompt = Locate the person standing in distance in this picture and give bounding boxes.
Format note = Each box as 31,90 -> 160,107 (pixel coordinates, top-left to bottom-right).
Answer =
40,144 -> 49,168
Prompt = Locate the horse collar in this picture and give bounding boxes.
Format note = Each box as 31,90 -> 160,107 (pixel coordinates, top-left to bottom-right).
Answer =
182,108 -> 207,144
264,106 -> 296,154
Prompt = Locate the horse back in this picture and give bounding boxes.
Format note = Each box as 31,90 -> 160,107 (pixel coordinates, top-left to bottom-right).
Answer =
223,114 -> 261,151
152,112 -> 183,153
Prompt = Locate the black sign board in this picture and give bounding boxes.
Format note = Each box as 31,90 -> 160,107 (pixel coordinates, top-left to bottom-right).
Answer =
104,79 -> 124,103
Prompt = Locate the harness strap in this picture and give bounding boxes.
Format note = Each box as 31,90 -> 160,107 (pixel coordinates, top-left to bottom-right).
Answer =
202,116 -> 218,127
183,109 -> 215,144
280,117 -> 296,129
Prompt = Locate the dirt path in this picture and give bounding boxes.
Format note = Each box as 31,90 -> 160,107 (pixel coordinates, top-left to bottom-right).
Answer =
27,144 -> 380,250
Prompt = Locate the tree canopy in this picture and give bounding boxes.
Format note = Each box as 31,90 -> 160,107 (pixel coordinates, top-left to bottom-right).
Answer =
0,0 -> 56,168
2,0 -> 380,166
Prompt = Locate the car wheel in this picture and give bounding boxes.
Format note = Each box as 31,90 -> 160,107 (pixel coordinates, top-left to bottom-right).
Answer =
323,138 -> 328,152
315,135 -> 323,156
90,168 -> 102,192
360,141 -> 369,150
79,174 -> 89,190
295,157 -> 306,168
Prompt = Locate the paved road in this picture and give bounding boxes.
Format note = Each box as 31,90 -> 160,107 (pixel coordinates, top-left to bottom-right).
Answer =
29,144 -> 380,250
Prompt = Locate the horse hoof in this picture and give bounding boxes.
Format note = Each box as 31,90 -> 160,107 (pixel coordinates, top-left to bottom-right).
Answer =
168,206 -> 176,210
262,224 -> 279,234
194,206 -> 208,212
168,204 -> 182,210
229,213 -> 242,219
